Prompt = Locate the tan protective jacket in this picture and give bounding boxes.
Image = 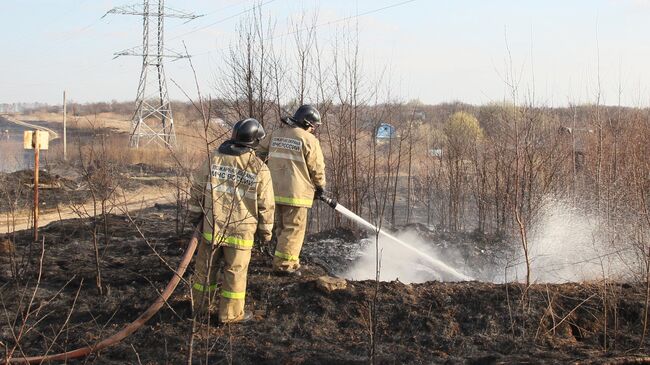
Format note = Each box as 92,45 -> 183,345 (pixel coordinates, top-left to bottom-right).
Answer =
258,125 -> 326,208
192,146 -> 275,249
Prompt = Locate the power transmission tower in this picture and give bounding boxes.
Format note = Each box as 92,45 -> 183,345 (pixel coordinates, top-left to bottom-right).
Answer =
106,1 -> 199,148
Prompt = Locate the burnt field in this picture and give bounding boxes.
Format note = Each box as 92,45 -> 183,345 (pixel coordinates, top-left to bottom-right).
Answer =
1,206 -> 649,364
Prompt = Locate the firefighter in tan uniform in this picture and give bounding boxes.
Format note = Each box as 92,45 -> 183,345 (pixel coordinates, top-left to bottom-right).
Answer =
258,105 -> 326,275
191,118 -> 274,323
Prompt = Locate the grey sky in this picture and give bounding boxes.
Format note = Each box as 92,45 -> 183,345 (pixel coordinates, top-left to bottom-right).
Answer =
2,0 -> 650,106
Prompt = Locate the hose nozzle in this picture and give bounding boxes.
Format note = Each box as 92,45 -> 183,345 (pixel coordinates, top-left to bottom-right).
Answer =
318,195 -> 337,209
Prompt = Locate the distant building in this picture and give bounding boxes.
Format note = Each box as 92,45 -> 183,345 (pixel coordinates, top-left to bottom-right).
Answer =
558,125 -> 593,172
376,123 -> 397,140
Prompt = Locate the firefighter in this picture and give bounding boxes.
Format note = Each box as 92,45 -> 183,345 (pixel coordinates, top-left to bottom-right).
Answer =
191,118 -> 274,323
258,105 -> 326,275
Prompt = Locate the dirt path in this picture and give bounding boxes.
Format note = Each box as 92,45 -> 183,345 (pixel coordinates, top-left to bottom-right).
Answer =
0,185 -> 175,234
0,114 -> 59,140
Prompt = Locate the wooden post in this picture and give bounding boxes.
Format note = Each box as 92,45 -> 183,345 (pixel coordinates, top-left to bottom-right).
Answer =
24,130 -> 48,242
34,144 -> 39,242
63,90 -> 67,161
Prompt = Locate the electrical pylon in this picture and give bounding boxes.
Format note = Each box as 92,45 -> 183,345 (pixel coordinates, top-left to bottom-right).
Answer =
106,1 -> 199,148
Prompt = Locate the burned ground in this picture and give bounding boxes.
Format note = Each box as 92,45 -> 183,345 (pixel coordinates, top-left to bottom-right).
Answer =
0,163 -> 175,217
1,207 -> 649,364
0,169 -> 85,212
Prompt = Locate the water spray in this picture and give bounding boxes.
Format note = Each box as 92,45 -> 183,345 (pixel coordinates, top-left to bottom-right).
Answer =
318,195 -> 472,281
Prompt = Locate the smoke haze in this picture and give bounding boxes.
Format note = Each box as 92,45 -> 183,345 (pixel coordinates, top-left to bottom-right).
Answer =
342,201 -> 638,284
506,201 -> 636,283
342,230 -> 471,283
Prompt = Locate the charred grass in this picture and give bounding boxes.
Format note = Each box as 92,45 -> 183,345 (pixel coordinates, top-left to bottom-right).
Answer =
0,207 -> 648,364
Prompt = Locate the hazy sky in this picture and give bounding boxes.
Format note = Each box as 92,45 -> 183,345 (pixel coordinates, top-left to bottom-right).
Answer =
2,0 -> 650,106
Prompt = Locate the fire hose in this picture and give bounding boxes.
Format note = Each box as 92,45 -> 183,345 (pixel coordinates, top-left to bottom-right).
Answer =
316,193 -> 472,281
1,229 -> 199,364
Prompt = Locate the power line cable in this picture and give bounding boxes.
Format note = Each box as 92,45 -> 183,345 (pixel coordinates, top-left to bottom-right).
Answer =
89,0 -> 416,99
26,0 -> 416,101
52,16 -> 107,43
189,0 -> 418,58
166,0 -> 279,42
46,0 -> 105,43
111,0 -> 278,60
167,0 -> 252,31
270,0 -> 417,42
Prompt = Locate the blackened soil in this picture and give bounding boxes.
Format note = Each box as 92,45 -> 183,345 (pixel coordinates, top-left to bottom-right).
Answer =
0,162 -> 175,214
0,169 -> 86,212
1,208 -> 649,364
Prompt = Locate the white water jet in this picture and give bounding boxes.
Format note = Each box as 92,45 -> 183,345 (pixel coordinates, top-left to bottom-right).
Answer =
334,204 -> 472,281
507,200 -> 636,283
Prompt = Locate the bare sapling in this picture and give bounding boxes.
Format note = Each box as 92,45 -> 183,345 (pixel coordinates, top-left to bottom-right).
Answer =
71,118 -> 122,295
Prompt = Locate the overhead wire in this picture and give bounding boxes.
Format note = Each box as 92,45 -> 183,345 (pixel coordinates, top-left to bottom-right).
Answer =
48,0 -> 106,44
188,0 -> 418,58
166,0 -> 253,31
202,0 -> 256,17
268,0 -> 417,42
13,0 -> 417,101
50,16 -> 108,44
165,0 -> 279,43
58,0 -> 274,80
4,2 -> 108,69
3,0 -> 263,100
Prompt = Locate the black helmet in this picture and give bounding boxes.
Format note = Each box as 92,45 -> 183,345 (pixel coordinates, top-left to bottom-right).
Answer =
289,105 -> 321,129
231,118 -> 265,148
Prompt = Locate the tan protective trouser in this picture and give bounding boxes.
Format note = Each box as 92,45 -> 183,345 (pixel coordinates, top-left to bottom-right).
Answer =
192,239 -> 252,323
273,204 -> 309,272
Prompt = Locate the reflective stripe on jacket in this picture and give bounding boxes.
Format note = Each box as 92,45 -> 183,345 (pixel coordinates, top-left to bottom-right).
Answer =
258,126 -> 326,208
191,149 -> 275,249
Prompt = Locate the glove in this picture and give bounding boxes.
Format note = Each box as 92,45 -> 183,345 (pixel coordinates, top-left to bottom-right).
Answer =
314,188 -> 337,208
314,186 -> 324,200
